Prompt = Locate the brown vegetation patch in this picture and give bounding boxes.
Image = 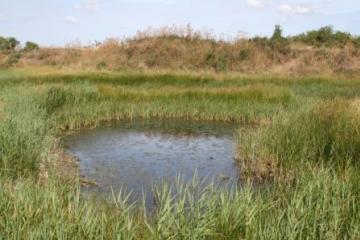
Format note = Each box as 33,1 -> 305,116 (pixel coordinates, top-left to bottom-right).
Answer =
14,30 -> 360,76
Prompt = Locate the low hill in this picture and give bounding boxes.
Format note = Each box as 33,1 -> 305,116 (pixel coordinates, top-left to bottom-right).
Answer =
2,25 -> 360,76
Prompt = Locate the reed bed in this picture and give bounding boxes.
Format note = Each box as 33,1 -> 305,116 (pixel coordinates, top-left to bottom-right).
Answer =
0,168 -> 359,239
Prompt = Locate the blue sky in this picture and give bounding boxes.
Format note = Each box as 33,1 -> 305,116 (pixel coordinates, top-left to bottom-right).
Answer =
0,0 -> 359,46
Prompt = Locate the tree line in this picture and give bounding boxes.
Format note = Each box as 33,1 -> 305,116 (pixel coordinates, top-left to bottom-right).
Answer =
0,37 -> 39,53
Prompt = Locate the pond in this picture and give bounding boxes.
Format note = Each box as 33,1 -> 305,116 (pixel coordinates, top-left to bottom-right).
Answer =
64,120 -> 241,206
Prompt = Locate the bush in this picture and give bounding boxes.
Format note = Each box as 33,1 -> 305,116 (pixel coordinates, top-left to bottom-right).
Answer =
238,49 -> 250,61
354,37 -> 360,48
4,52 -> 22,66
0,37 -> 9,51
205,50 -> 229,71
96,61 -> 107,70
294,26 -> 352,47
24,41 -> 40,51
270,25 -> 290,57
271,25 -> 284,42
0,36 -> 20,52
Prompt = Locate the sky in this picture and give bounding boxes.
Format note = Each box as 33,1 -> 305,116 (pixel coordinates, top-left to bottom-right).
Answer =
0,0 -> 359,46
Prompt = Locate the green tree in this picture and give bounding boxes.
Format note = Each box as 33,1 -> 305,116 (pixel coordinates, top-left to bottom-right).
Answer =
269,25 -> 290,58
271,25 -> 284,41
0,36 -> 20,52
293,26 -> 352,47
0,37 -> 9,51
7,37 -> 20,50
24,41 -> 40,51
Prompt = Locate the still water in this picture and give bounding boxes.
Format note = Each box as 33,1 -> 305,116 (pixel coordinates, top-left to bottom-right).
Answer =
64,120 -> 240,205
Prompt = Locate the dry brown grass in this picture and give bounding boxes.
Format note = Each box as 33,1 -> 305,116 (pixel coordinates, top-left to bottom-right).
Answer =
10,26 -> 360,76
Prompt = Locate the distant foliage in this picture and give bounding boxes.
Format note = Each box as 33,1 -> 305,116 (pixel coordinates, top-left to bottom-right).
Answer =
271,25 -> 284,42
270,25 -> 290,58
4,52 -> 22,66
24,41 -> 40,51
354,36 -> 360,48
0,36 -> 22,67
7,37 -> 20,50
293,26 -> 354,47
0,36 -> 20,52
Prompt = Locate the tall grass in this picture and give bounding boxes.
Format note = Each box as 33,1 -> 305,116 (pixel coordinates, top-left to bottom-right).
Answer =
268,100 -> 360,166
249,100 -> 360,168
0,87 -> 49,178
0,69 -> 360,239
0,179 -> 140,239
0,168 -> 359,239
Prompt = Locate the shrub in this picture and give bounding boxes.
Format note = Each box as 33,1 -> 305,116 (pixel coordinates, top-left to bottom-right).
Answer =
205,50 -> 229,71
0,37 -> 20,52
4,52 -> 22,66
0,37 -> 8,51
271,25 -> 284,42
24,41 -> 40,51
270,25 -> 290,58
354,37 -> 360,48
238,49 -> 250,61
96,61 -> 107,70
7,37 -> 20,50
294,26 -> 352,47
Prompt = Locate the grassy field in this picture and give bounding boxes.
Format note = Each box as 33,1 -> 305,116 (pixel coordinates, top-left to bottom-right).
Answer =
0,67 -> 360,239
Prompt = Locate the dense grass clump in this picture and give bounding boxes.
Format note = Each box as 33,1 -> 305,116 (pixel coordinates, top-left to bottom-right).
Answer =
263,100 -> 360,167
0,88 -> 49,178
292,26 -> 354,48
39,83 -> 99,115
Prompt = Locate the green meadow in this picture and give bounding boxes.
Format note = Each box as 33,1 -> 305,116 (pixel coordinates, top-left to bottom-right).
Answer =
0,67 -> 360,239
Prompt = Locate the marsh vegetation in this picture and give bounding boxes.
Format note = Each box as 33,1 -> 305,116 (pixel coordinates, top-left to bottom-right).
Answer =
0,66 -> 359,239
0,23 -> 360,240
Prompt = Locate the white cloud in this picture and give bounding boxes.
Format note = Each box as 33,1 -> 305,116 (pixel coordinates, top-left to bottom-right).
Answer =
277,4 -> 313,15
278,4 -> 292,13
148,0 -> 175,3
120,0 -> 174,3
73,0 -> 100,11
246,0 -> 265,9
118,0 -> 176,4
64,16 -> 78,24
